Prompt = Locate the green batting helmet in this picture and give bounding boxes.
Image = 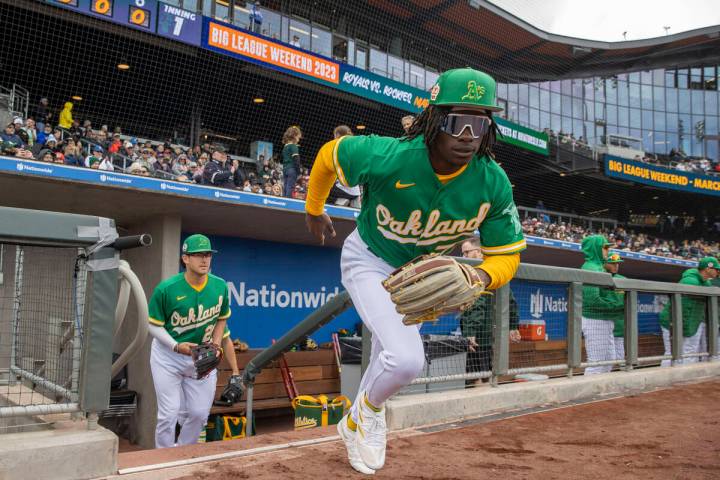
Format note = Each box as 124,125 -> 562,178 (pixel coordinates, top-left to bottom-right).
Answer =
429,68 -> 503,112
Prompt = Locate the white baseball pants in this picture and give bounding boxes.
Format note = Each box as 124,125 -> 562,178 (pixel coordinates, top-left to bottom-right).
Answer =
150,339 -> 217,448
661,323 -> 707,366
614,337 -> 625,362
341,230 -> 425,418
581,317 -> 615,375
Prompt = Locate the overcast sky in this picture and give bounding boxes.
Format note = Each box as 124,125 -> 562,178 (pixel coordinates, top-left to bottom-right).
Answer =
488,0 -> 720,42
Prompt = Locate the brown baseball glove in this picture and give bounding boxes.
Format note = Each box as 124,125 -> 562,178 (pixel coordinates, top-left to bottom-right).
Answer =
382,255 -> 487,325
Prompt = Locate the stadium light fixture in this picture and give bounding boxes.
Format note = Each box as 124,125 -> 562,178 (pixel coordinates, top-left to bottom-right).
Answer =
253,97 -> 265,104
117,62 -> 130,70
71,95 -> 82,101
559,172 -> 566,177
356,125 -> 366,130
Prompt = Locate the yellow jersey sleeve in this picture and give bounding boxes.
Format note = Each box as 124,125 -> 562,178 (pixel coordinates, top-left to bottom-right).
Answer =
477,252 -> 520,290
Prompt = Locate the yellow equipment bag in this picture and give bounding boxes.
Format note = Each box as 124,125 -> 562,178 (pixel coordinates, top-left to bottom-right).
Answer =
291,394 -> 350,430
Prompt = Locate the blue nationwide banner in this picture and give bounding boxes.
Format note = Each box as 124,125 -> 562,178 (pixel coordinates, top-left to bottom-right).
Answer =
605,155 -> 720,198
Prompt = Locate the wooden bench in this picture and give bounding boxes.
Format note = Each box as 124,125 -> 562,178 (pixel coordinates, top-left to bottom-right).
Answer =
210,348 -> 340,416
506,333 -> 665,376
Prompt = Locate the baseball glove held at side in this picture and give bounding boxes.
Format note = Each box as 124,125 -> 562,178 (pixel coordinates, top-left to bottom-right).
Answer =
191,343 -> 223,379
214,375 -> 244,406
382,255 -> 487,325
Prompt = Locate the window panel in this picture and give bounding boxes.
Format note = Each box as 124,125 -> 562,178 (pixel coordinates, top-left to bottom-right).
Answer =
540,110 -> 550,131
630,108 -> 641,128
665,70 -> 675,88
679,89 -> 691,114
641,85 -> 653,109
561,79 -> 572,95
530,108 -> 540,129
551,113 -> 561,132
584,100 -> 594,120
260,8 -> 281,39
507,83 -> 519,103
607,104 -> 617,126
529,85 -> 539,109
618,106 -> 629,127
666,113 -> 678,133
594,77 -> 605,103
653,132 -> 667,154
617,80 -> 629,106
518,105 -> 529,125
652,86 -> 664,110
704,115 -> 717,136
550,91 -> 561,114
562,94 -> 572,117
652,69 -> 665,86
690,67 -> 702,89
497,83 -> 508,102
289,19 -> 311,49
605,77 -> 617,104
704,66 -> 716,90
540,88 -> 550,111
369,49 -> 387,76
641,70 -> 652,85
654,111 -> 665,131
572,97 -> 583,119
629,83 -> 641,108
677,69 -> 689,89
518,84 -> 529,107
629,72 -> 640,83
562,115 -> 573,134
388,54 -> 404,82
665,88 -> 678,113
311,25 -> 332,57
691,90 -> 704,114
705,91 -> 718,115
642,109 -> 653,130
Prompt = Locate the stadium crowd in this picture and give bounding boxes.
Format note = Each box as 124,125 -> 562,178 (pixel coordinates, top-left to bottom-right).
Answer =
0,101 -> 309,200
522,217 -> 720,260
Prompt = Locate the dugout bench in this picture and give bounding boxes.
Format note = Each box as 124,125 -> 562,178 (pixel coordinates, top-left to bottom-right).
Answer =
210,348 -> 340,418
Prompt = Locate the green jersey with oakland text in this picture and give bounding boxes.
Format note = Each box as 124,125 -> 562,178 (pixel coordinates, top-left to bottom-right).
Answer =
333,134 -> 525,267
148,273 -> 231,345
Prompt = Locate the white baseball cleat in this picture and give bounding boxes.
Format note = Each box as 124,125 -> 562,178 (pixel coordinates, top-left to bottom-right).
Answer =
356,397 -> 387,470
337,414 -> 375,475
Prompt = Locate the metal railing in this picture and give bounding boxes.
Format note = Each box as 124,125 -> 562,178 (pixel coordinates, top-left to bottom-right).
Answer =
240,260 -> 719,435
0,207 -> 149,433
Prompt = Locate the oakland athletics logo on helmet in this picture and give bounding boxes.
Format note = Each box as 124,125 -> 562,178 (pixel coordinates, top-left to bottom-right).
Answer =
429,67 -> 503,112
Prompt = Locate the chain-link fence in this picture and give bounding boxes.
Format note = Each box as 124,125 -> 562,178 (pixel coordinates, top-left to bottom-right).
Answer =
0,244 -> 89,432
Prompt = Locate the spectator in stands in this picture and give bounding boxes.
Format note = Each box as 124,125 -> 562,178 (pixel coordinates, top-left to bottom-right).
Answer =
251,183 -> 262,194
263,183 -> 273,195
129,162 -> 150,176
37,124 -> 52,146
282,126 -> 302,198
68,119 -> 82,137
59,102 -> 74,129
96,128 -> 109,148
658,256 -> 718,366
63,143 -> 83,167
189,145 -> 202,162
272,183 -> 282,196
580,235 -> 619,375
81,120 -> 93,138
249,1 -> 263,33
290,35 -> 301,47
44,135 -> 59,155
328,125 -> 361,207
188,162 -> 201,183
459,237 -> 521,385
85,145 -> 105,169
107,133 -> 122,154
203,146 -> 235,188
39,150 -> 55,163
1,123 -> 24,150
155,151 -> 173,176
20,118 -> 37,148
137,148 -> 156,173
401,115 -> 415,134
231,158 -> 247,188
32,98 -> 52,131
122,141 -> 138,162
172,154 -> 190,177
242,180 -> 252,192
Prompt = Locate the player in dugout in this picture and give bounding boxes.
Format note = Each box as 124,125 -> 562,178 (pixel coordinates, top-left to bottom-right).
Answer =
304,67 -> 525,474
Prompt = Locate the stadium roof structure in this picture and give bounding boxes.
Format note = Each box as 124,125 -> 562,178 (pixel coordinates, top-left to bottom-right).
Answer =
367,0 -> 720,80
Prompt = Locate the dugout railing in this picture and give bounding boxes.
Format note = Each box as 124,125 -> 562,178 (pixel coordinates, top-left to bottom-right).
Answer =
0,206 -> 149,433
241,259 -> 720,435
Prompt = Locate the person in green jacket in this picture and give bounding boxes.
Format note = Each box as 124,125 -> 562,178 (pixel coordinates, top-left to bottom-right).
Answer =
603,253 -> 627,362
580,235 -> 622,375
713,276 -> 720,361
658,256 -> 718,366
459,237 -> 521,385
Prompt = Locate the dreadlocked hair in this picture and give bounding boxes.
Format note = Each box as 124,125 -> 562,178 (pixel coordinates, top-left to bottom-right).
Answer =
403,105 -> 500,159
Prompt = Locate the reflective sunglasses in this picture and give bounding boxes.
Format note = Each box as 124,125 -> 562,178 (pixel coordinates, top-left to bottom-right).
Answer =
440,113 -> 491,139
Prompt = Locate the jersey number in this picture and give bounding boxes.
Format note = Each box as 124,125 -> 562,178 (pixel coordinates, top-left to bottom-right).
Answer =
201,324 -> 214,343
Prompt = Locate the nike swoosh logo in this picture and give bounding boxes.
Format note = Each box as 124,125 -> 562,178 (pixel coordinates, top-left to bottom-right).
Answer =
176,295 -> 187,301
395,181 -> 415,189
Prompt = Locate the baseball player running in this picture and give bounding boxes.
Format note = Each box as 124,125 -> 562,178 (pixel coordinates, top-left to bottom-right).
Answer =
148,234 -> 232,448
305,68 -> 525,474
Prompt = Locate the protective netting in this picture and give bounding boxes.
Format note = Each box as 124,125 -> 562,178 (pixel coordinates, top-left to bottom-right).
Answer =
0,244 -> 87,433
0,0 -> 718,255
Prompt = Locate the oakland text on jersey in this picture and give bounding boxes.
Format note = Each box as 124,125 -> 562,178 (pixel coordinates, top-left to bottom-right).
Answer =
169,296 -> 224,334
376,203 -> 491,246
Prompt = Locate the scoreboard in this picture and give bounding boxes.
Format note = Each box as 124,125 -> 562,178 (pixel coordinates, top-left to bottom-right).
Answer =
48,0 -> 202,45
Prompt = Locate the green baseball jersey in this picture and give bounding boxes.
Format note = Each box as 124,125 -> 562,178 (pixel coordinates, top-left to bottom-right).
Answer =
333,134 -> 525,267
148,273 -> 231,344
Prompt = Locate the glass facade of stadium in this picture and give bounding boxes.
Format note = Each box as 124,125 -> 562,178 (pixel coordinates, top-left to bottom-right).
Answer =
497,68 -> 720,161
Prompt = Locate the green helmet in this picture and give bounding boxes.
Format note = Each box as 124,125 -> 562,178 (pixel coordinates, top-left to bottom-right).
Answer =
429,67 -> 503,112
